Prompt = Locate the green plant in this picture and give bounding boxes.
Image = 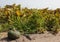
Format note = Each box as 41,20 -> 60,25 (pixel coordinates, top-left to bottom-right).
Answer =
44,14 -> 60,33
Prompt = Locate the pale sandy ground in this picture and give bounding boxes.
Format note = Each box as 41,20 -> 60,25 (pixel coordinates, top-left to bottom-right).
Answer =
0,32 -> 60,42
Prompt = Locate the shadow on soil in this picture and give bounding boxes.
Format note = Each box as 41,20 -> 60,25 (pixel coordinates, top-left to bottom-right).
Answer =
0,37 -> 16,41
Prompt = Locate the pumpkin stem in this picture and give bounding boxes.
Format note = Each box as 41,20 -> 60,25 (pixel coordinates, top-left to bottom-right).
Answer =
13,28 -> 16,31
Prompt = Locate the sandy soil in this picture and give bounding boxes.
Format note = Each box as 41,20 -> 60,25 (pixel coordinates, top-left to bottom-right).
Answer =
0,32 -> 60,42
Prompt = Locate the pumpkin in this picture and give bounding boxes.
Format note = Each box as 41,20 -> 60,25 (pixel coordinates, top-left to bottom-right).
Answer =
8,29 -> 20,40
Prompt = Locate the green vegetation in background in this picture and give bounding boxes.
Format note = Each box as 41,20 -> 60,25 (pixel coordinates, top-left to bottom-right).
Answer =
0,4 -> 60,34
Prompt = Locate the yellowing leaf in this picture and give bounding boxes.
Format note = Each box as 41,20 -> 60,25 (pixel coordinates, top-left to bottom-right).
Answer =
5,11 -> 8,15
16,10 -> 21,16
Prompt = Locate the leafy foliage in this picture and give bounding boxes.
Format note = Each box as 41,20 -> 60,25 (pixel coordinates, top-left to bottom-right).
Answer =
0,4 -> 60,34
